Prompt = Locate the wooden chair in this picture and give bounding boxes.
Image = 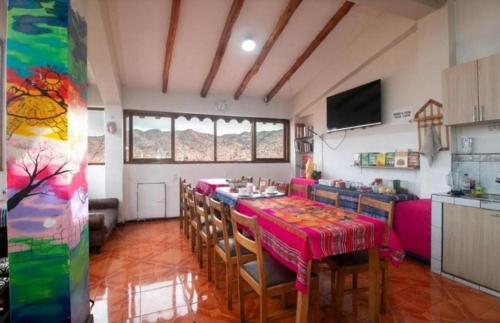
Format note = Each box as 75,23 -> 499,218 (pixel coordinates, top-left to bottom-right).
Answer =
211,198 -> 252,310
313,188 -> 340,207
194,192 -> 213,275
186,188 -> 198,253
274,182 -> 290,195
241,176 -> 253,183
328,196 -> 395,319
179,178 -> 186,231
181,182 -> 192,238
289,182 -> 309,199
257,177 -> 272,189
231,209 -> 320,323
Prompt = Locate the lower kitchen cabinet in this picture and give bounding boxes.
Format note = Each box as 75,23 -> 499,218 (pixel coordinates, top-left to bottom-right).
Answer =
442,204 -> 500,292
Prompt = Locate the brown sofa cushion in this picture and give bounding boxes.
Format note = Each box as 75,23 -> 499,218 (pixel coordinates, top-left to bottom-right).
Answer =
89,198 -> 119,210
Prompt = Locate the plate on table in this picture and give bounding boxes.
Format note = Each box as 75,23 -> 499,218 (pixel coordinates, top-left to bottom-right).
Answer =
265,191 -> 279,196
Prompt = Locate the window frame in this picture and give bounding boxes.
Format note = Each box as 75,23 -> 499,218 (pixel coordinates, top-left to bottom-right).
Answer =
88,107 -> 106,165
124,110 -> 289,164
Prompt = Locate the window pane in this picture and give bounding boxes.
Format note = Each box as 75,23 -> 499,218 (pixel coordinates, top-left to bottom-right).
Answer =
216,119 -> 251,161
175,116 -> 214,162
88,109 -> 105,164
256,122 -> 285,159
132,115 -> 172,159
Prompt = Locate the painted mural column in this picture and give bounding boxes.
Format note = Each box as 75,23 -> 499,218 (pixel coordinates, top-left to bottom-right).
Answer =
5,0 -> 89,322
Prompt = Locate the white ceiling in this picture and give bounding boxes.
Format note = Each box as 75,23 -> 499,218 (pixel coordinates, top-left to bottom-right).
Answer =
104,0 -> 437,100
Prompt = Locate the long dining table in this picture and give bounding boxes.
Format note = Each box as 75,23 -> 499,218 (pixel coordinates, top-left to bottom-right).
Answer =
235,195 -> 404,323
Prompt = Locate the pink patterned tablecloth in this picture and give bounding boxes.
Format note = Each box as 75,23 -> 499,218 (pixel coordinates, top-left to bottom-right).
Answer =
291,177 -> 318,198
236,195 -> 404,292
196,178 -> 229,196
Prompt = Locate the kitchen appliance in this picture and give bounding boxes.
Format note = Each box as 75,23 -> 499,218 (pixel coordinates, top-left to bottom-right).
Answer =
447,171 -> 464,196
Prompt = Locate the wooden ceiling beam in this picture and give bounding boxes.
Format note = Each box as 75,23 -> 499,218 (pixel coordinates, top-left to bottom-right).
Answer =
162,0 -> 181,93
263,1 -> 355,103
233,0 -> 303,100
200,0 -> 245,98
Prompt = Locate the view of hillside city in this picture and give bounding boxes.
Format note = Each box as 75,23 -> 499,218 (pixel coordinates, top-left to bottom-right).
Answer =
89,115 -> 286,163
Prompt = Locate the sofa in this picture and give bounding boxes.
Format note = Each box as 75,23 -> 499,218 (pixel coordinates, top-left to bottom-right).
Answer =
89,198 -> 119,251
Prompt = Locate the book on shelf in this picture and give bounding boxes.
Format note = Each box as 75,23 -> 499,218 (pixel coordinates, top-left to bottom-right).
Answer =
295,123 -> 313,139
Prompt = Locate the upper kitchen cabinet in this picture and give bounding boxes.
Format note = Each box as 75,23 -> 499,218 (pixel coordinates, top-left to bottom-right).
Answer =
442,60 -> 479,125
443,52 -> 500,126
478,52 -> 500,122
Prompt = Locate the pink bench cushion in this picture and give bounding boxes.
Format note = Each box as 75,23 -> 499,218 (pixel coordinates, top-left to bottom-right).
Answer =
394,199 -> 431,260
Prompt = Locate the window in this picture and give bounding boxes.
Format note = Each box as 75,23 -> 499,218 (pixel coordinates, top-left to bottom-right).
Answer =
255,121 -> 286,160
132,115 -> 172,160
88,108 -> 105,164
175,116 -> 214,162
124,110 -> 288,164
216,119 -> 252,162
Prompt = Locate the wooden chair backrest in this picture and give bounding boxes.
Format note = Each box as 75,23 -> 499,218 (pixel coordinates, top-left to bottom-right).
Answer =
257,177 -> 271,187
194,191 -> 208,228
230,209 -> 266,289
290,182 -> 309,199
314,189 -> 340,206
274,182 -> 290,195
210,198 -> 231,256
186,187 -> 196,221
241,176 -> 254,183
357,195 -> 395,228
179,178 -> 186,200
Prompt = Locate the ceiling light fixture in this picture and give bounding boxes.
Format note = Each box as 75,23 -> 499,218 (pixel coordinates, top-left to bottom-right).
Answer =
241,39 -> 256,52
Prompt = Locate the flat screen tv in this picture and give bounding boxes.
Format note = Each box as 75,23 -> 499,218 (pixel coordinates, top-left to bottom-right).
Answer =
326,79 -> 382,132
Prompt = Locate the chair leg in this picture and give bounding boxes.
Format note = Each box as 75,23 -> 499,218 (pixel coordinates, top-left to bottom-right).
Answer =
313,278 -> 321,323
352,273 -> 358,289
214,253 -> 219,289
260,295 -> 268,323
190,226 -> 195,252
197,237 -> 203,268
226,262 -> 232,310
330,269 -> 336,310
207,243 -> 213,281
238,274 -> 245,323
335,270 -> 346,320
381,267 -> 388,314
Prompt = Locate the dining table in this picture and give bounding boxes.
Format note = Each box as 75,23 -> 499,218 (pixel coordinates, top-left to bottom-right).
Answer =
212,186 -> 286,207
235,195 -> 404,323
195,178 -> 229,196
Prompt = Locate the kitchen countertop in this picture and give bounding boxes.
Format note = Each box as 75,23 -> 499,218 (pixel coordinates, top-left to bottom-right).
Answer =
432,192 -> 500,204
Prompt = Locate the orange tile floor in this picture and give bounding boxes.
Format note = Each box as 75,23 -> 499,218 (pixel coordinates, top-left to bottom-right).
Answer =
90,220 -> 500,322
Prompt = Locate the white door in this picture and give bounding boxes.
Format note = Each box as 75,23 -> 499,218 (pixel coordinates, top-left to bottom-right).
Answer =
137,183 -> 166,220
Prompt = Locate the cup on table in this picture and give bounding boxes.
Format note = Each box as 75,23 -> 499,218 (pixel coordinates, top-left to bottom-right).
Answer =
266,186 -> 277,194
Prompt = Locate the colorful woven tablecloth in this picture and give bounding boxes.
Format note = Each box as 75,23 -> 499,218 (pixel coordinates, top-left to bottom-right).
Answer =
213,187 -> 286,208
236,195 -> 404,292
311,184 -> 418,221
290,177 -> 318,198
195,178 -> 229,196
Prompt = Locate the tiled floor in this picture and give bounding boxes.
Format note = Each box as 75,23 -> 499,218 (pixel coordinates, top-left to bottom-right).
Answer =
90,220 -> 500,323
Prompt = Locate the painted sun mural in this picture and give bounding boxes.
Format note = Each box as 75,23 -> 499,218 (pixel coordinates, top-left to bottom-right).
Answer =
6,0 -> 89,322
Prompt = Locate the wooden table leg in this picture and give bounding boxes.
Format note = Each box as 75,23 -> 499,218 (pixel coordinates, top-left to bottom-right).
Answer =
368,247 -> 380,323
296,260 -> 312,323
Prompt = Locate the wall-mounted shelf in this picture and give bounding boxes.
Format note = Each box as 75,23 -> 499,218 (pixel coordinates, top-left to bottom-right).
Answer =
352,165 -> 420,170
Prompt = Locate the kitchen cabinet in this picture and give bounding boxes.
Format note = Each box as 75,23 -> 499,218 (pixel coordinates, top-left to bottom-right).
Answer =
442,204 -> 500,292
478,52 -> 500,122
443,52 -> 500,125
480,208 -> 500,291
442,204 -> 482,284
442,61 -> 479,125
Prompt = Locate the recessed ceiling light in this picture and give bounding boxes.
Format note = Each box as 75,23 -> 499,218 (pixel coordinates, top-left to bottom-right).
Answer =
241,39 -> 256,52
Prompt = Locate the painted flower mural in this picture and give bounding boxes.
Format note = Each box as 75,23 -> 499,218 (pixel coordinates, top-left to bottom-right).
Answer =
6,0 -> 89,322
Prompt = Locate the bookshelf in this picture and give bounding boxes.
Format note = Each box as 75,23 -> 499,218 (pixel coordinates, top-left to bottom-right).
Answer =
353,151 -> 420,170
295,123 -> 314,177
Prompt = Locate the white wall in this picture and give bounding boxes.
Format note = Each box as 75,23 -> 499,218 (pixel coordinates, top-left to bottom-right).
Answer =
292,7 -> 451,198
121,89 -> 293,221
87,85 -> 106,199
453,0 -> 500,64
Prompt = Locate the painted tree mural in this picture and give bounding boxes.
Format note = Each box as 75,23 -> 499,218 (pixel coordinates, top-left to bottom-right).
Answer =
6,0 -> 89,322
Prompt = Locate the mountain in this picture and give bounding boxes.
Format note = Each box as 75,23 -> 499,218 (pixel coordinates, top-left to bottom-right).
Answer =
130,128 -> 283,161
